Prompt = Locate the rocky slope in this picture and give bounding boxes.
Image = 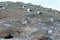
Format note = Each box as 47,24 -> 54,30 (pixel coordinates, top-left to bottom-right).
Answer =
0,1 -> 60,40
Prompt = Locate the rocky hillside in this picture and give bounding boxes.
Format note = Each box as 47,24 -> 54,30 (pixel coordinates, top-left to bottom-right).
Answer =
0,1 -> 60,40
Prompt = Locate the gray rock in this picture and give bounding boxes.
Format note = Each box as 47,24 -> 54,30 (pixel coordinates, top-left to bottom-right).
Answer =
22,18 -> 30,25
37,11 -> 43,14
9,19 -> 20,24
22,20 -> 28,25
48,29 -> 52,34
27,8 -> 33,12
49,18 -> 54,22
3,23 -> 11,28
22,5 -> 26,8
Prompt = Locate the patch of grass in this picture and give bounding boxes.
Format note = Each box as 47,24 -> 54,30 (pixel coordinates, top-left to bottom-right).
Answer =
24,12 -> 39,18
26,14 -> 38,18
